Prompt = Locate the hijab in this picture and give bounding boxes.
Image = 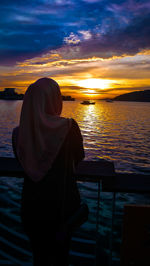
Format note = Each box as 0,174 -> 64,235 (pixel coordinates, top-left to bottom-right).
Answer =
16,78 -> 71,182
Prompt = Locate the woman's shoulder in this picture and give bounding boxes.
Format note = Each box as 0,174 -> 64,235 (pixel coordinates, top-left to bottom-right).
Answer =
68,118 -> 83,142
69,118 -> 80,131
12,126 -> 19,139
67,118 -> 84,164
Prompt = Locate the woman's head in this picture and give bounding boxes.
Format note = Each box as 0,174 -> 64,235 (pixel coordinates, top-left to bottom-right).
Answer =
24,77 -> 62,116
17,77 -> 70,182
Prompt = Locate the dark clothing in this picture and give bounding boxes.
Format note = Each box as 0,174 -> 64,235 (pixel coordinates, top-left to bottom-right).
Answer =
12,118 -> 84,266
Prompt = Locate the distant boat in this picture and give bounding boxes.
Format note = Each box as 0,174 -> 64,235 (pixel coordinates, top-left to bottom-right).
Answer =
81,100 -> 95,105
105,99 -> 113,103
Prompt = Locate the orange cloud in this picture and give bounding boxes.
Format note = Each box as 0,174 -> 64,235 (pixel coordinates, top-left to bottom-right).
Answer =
0,48 -> 150,99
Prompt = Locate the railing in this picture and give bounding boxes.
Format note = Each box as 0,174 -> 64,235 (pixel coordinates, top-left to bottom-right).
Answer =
0,157 -> 150,265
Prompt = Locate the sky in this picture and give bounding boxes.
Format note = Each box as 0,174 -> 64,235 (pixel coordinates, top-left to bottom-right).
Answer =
0,0 -> 150,99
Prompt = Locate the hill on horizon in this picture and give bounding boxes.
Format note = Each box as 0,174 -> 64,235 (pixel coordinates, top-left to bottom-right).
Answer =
113,90 -> 150,102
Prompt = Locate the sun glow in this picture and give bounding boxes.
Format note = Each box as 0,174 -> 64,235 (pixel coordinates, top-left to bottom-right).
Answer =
85,89 -> 95,94
74,78 -> 114,89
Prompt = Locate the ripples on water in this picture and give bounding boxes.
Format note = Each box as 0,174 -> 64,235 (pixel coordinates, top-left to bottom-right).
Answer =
0,99 -> 150,173
0,99 -> 150,265
62,100 -> 150,174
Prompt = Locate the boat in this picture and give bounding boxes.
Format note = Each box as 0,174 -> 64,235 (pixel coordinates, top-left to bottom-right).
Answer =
105,99 -> 113,103
80,100 -> 95,105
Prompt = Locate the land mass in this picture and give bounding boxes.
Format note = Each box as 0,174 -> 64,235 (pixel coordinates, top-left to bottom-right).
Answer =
113,90 -> 150,102
0,88 -> 24,100
1,87 -> 150,102
0,88 -> 75,101
62,95 -> 75,101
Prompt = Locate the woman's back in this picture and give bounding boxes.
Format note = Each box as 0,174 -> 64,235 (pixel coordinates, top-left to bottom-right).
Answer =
12,78 -> 85,266
12,118 -> 84,223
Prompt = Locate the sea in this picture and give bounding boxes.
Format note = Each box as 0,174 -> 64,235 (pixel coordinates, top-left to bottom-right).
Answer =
0,99 -> 150,265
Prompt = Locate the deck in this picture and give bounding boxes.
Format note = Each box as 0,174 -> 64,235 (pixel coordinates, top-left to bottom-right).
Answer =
0,157 -> 150,265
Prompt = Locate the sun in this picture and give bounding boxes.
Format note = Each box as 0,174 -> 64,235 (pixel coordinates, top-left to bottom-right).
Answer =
85,89 -> 95,94
75,78 -> 112,89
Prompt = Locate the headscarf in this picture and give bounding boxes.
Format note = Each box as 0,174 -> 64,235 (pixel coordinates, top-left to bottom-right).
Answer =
16,78 -> 71,182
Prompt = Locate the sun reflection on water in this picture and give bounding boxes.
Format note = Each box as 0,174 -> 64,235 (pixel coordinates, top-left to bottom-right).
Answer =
0,99 -> 150,173
62,100 -> 150,173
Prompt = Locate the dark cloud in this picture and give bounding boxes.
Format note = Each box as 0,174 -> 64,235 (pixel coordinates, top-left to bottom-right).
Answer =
76,13 -> 150,60
0,22 -> 65,65
0,0 -> 150,65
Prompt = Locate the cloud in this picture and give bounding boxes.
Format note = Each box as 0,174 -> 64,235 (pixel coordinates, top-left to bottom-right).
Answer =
77,14 -> 150,60
0,0 -> 150,100
78,30 -> 92,40
0,22 -> 65,65
0,0 -> 150,65
64,33 -> 81,44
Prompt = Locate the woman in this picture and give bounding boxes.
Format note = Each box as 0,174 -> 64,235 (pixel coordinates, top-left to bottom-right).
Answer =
12,78 -> 85,266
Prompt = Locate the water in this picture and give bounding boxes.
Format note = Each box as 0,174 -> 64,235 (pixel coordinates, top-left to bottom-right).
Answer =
1,100 -> 150,173
0,99 -> 150,265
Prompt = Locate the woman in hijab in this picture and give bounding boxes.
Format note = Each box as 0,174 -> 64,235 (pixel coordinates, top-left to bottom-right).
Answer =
12,78 -> 84,266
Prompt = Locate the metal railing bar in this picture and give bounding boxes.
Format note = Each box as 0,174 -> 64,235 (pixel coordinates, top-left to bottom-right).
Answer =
109,192 -> 116,266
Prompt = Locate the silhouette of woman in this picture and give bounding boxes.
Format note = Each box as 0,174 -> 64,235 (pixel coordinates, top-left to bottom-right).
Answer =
12,78 -> 84,266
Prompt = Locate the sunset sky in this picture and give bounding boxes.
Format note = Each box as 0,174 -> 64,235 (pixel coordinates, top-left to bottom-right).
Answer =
0,0 -> 150,99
